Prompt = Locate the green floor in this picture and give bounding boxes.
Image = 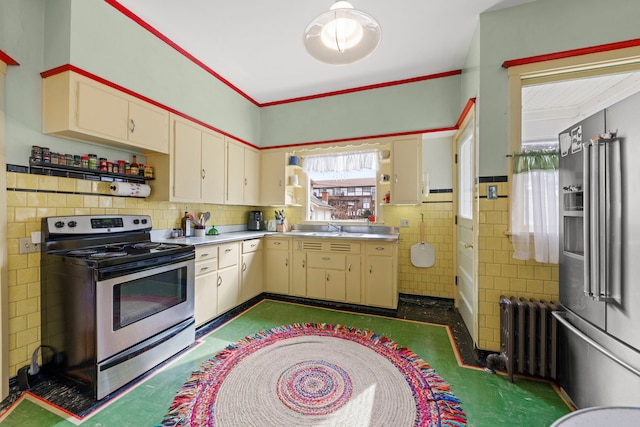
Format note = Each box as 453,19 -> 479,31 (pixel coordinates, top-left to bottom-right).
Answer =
0,300 -> 571,426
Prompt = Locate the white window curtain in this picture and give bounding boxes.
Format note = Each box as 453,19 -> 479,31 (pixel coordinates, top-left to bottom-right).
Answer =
510,150 -> 559,263
302,151 -> 379,174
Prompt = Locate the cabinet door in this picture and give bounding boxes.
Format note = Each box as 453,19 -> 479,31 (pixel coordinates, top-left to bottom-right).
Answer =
202,130 -> 226,204
226,140 -> 245,205
264,250 -> 290,294
345,254 -> 361,303
128,100 -> 170,153
217,266 -> 239,315
77,81 -> 129,140
365,256 -> 394,308
241,250 -> 263,302
307,268 -> 326,299
392,136 -> 422,205
173,119 -> 203,201
325,270 -> 346,302
194,269 -> 218,327
244,147 -> 260,204
291,251 -> 307,297
260,151 -> 286,206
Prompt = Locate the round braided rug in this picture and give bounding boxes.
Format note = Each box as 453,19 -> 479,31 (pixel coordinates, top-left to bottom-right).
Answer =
160,323 -> 466,427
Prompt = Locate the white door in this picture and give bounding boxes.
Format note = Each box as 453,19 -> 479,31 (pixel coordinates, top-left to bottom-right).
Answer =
455,110 -> 478,345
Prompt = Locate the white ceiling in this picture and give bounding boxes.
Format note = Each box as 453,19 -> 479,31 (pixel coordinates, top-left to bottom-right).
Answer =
115,0 -> 537,105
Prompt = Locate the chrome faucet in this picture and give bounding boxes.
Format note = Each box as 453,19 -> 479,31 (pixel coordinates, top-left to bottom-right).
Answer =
327,222 -> 341,232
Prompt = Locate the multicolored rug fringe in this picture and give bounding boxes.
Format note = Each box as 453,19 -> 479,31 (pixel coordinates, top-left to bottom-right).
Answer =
159,323 -> 466,426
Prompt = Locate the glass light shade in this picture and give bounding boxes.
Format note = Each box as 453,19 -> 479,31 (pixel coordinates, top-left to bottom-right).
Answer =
303,2 -> 381,65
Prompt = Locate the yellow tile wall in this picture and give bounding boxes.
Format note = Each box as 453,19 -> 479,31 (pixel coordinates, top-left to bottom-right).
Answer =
5,171 -> 261,376
477,181 -> 559,351
384,192 -> 455,298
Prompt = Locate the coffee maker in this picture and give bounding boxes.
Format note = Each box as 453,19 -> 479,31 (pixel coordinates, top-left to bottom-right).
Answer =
247,210 -> 263,231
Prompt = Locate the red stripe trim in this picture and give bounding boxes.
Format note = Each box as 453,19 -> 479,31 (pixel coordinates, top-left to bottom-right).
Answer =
455,98 -> 476,128
105,0 -> 259,106
104,1 -> 460,107
502,38 -> 640,68
261,70 -> 463,107
39,66 -> 469,152
40,64 -> 258,149
261,127 -> 457,151
0,50 -> 19,66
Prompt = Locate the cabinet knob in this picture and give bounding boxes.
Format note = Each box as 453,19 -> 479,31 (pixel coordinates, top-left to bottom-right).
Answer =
225,248 -> 232,253
394,174 -> 398,183
242,262 -> 247,271
348,263 -> 351,272
285,258 -> 288,267
322,256 -> 331,261
130,119 -> 136,133
217,276 -> 222,287
200,267 -> 209,272
244,178 -> 248,186
274,241 -> 281,246
369,265 -> 373,274
375,247 -> 385,251
302,259 -> 305,268
326,273 -> 330,282
202,169 -> 206,179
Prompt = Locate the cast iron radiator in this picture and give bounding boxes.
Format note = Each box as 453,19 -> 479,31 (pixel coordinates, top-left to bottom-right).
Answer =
486,296 -> 560,382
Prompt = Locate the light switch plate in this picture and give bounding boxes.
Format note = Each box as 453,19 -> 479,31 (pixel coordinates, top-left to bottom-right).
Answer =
400,218 -> 410,227
19,238 -> 40,254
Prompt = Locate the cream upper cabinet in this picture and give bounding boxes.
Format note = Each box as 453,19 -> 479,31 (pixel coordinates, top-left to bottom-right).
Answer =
260,151 -> 287,206
261,151 -> 305,206
391,135 -> 422,205
226,138 -> 260,205
42,70 -> 169,154
147,114 -> 225,203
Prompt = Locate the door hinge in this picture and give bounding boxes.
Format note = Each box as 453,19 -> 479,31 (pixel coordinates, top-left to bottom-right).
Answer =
455,154 -> 458,164
455,215 -> 458,225
455,275 -> 458,286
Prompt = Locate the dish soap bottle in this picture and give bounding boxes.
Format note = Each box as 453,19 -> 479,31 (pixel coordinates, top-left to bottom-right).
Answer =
181,211 -> 192,237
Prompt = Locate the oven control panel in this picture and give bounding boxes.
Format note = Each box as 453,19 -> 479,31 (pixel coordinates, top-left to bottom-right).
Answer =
44,215 -> 152,234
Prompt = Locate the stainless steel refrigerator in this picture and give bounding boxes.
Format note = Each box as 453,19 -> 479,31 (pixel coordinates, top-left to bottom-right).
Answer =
556,91 -> 640,408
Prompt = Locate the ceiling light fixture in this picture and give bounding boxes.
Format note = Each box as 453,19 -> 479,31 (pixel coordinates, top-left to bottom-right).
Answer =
303,1 -> 381,65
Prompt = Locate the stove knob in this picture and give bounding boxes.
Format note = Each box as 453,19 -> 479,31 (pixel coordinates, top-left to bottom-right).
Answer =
68,221 -> 77,228
133,219 -> 140,225
54,221 -> 65,228
141,219 -> 148,224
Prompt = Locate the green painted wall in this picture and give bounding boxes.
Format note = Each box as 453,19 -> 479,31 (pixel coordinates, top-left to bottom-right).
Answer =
260,75 -> 461,147
476,0 -> 640,176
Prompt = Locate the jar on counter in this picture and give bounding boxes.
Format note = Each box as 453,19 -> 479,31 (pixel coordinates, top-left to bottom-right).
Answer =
81,155 -> 89,169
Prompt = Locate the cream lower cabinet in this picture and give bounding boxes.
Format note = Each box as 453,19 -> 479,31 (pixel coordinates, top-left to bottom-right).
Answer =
217,242 -> 240,315
364,242 -> 398,309
264,238 -> 290,294
240,239 -> 263,302
194,246 -> 218,327
297,240 -> 362,304
291,247 -> 307,297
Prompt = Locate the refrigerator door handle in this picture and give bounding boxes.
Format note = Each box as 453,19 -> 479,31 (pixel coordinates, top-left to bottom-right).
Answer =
582,139 -> 593,297
553,311 -> 640,376
601,137 -> 621,302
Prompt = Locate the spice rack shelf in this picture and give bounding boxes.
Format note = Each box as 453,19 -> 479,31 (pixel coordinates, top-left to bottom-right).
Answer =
29,161 -> 153,184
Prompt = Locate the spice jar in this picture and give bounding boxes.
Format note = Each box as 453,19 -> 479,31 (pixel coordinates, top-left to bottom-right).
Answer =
107,161 -> 113,173
81,155 -> 89,169
42,147 -> 51,163
99,157 -> 108,171
73,155 -> 81,167
144,165 -> 154,179
31,146 -> 42,163
88,154 -> 98,170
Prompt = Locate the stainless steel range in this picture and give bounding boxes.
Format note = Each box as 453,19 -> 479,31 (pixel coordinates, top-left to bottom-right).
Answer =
40,214 -> 195,399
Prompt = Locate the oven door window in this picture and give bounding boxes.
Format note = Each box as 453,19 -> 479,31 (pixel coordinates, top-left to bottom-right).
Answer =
112,265 -> 188,330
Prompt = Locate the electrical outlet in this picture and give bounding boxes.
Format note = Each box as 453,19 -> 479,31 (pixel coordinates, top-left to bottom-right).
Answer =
19,238 -> 40,254
400,218 -> 410,227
